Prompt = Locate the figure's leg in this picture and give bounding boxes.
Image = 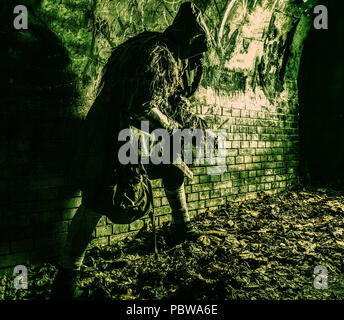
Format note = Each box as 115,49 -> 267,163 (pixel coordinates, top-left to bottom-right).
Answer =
51,197 -> 102,300
147,164 -> 204,242
60,204 -> 102,270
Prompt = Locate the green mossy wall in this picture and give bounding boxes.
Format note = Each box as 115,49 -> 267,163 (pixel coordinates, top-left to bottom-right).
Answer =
1,0 -> 317,270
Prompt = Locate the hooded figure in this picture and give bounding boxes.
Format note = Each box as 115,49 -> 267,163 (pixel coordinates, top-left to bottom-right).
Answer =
52,2 -> 211,300
72,2 -> 209,189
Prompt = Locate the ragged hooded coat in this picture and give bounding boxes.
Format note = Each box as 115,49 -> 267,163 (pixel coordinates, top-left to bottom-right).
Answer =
70,2 -> 209,190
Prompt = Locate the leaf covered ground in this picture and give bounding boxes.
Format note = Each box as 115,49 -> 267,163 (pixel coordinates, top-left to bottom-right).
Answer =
1,188 -> 344,300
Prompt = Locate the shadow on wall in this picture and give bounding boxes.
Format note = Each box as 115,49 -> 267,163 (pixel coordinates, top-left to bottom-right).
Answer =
0,1 -> 82,267
0,0 -> 217,270
298,0 -> 344,187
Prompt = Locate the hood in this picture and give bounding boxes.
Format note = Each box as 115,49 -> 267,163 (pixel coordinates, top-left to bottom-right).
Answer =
163,2 -> 209,60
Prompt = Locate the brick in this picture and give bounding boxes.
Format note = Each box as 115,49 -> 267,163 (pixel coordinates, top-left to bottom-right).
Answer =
213,181 -> 232,189
247,176 -> 261,184
90,237 -> 109,247
240,171 -> 249,179
220,188 -> 232,197
202,106 -> 221,115
245,163 -> 261,170
151,179 -> 162,188
191,184 -> 213,192
221,172 -> 231,181
232,179 -> 244,187
129,219 -> 144,231
263,162 -> 277,169
191,167 -> 206,175
239,186 -> 249,193
288,167 -> 296,174
229,164 -> 245,172
199,175 -> 211,183
231,187 -> 239,194
280,181 -> 287,188
205,198 -> 226,207
246,192 -> 257,200
226,157 -> 235,165
264,169 -> 274,175
109,233 -> 131,244
239,149 -> 255,156
158,214 -> 172,225
222,141 -> 231,148
235,156 -> 244,164
210,189 -> 221,198
188,201 -> 205,210
152,188 -> 165,197
230,172 -> 240,180
264,183 -> 272,190
185,186 -> 192,193
153,198 -> 161,207
249,171 -> 257,178
271,182 -> 279,189
232,109 -> 241,117
240,141 -> 249,148
188,210 -> 197,219
257,170 -> 265,176
222,108 -> 232,116
249,141 -> 258,148
187,193 -> 199,202
189,176 -> 200,184
248,126 -> 258,134
227,149 -> 238,157
210,175 -> 221,182
161,197 -> 169,206
96,225 -> 113,237
232,141 -> 240,149
154,206 -> 171,215
199,191 -> 210,200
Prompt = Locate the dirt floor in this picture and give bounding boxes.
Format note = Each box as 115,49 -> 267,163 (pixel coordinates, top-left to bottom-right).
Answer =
1,188 -> 344,300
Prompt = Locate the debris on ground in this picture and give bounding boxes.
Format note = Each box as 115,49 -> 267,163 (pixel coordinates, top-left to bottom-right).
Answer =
1,188 -> 344,300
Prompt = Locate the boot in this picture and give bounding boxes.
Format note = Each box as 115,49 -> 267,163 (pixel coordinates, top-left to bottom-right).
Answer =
50,205 -> 101,300
170,219 -> 205,242
165,183 -> 205,244
50,267 -> 84,300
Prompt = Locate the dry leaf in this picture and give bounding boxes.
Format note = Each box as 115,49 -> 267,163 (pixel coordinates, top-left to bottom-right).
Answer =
247,210 -> 260,217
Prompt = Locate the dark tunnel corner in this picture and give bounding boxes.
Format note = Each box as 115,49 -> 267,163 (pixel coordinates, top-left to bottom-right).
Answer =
297,0 -> 344,189
1,1 -> 83,268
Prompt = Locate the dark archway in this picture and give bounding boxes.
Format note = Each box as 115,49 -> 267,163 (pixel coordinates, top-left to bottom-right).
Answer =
298,0 -> 344,187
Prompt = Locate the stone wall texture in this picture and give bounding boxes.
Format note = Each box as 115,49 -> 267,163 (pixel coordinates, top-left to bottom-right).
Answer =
1,0 -> 317,270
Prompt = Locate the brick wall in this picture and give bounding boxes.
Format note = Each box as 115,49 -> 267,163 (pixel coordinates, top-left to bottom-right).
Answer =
0,0 -> 315,271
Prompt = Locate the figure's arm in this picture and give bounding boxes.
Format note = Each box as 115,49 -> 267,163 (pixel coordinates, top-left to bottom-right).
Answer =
136,105 -> 182,133
147,107 -> 181,131
132,46 -> 205,134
